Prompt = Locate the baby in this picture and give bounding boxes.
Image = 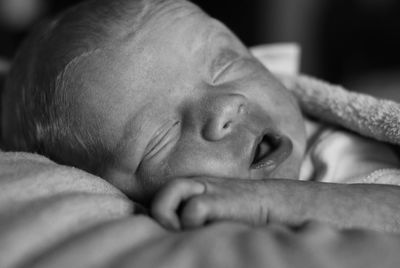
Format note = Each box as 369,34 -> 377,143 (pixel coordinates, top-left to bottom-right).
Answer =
2,0 -> 400,231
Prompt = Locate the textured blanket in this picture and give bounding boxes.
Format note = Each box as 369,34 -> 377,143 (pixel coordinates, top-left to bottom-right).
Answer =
2,45 -> 400,267
1,152 -> 400,268
288,75 -> 400,146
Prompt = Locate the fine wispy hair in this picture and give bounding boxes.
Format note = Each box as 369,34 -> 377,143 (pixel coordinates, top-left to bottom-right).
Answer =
2,0 -> 173,174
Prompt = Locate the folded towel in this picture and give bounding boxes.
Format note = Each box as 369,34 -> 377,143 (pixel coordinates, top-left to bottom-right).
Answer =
286,75 -> 400,146
280,75 -> 400,185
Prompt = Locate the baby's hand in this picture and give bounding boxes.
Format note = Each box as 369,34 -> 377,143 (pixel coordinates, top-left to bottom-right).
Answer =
150,177 -> 281,230
151,178 -> 400,232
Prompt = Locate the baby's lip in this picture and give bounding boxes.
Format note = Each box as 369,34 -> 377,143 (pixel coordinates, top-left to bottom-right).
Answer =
249,129 -> 293,171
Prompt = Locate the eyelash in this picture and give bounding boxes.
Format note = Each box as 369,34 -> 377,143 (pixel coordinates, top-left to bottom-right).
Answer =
212,57 -> 241,84
144,121 -> 181,161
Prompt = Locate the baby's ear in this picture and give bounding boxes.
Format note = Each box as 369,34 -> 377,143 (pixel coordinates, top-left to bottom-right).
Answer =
250,43 -> 300,76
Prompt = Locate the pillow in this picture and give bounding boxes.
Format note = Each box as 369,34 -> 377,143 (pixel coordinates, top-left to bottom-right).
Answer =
250,43 -> 300,76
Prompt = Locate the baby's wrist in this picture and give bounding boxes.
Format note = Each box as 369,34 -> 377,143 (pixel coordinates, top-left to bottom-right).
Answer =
259,179 -> 317,225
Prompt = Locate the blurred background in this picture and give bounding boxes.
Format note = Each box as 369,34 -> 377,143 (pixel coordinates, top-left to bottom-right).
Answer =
1,0 -> 400,97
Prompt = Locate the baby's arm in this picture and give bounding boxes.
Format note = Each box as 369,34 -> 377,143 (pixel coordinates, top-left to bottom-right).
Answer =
151,178 -> 400,232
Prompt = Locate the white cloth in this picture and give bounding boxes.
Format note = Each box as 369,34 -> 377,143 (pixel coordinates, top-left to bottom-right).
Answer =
300,119 -> 400,184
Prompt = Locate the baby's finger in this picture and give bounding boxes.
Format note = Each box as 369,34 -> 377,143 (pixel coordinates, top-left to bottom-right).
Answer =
179,195 -> 214,229
179,193 -> 269,229
151,179 -> 205,231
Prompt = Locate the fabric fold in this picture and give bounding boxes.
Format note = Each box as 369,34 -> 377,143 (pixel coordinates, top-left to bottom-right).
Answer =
285,75 -> 400,146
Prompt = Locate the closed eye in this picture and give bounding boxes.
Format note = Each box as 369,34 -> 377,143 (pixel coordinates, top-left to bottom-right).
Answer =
143,121 -> 181,161
211,49 -> 241,84
212,58 -> 242,84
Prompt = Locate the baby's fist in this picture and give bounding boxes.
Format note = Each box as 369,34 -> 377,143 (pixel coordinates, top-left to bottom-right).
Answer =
150,177 -> 271,230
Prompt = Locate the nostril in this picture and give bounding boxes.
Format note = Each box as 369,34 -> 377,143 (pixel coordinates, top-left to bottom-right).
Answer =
202,94 -> 247,141
223,121 -> 232,129
238,104 -> 246,114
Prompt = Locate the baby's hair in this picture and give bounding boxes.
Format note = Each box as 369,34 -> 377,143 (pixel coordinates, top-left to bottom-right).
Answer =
2,0 -> 174,174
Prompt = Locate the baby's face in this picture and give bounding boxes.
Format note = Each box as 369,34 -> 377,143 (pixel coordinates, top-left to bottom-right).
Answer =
75,1 -> 306,204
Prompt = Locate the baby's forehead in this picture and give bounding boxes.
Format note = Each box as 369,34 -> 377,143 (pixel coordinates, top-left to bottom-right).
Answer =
72,1 -> 241,98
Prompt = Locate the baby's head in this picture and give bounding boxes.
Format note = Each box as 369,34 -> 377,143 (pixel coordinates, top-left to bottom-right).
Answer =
2,0 -> 306,204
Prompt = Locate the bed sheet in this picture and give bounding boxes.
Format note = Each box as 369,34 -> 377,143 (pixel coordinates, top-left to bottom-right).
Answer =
1,151 -> 400,268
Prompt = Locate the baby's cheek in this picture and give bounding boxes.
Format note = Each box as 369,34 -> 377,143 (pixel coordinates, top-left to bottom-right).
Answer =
165,148 -> 246,179
271,150 -> 303,179
102,166 -> 153,204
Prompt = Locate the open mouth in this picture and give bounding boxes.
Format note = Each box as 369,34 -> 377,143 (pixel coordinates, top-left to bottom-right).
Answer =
250,131 -> 293,170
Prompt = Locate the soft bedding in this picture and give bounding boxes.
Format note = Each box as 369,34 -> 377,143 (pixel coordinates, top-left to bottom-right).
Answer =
1,150 -> 400,268
2,45 -> 400,268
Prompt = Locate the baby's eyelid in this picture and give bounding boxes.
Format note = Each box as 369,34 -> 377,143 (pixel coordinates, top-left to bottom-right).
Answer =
143,120 -> 181,161
211,57 -> 241,84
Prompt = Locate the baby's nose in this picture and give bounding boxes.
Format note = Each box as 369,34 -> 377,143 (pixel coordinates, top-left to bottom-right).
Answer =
202,93 -> 247,141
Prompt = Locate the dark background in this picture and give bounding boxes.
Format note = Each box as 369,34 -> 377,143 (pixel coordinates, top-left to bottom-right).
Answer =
1,0 -> 400,90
